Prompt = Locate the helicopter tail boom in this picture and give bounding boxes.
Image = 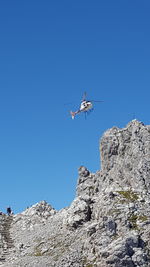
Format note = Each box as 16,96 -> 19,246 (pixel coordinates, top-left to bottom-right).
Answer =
70,111 -> 80,119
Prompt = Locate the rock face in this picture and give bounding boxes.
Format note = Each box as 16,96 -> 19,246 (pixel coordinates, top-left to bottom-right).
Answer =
100,120 -> 150,192
0,120 -> 150,267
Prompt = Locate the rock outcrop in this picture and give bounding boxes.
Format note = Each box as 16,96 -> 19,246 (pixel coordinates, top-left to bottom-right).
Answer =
0,120 -> 150,267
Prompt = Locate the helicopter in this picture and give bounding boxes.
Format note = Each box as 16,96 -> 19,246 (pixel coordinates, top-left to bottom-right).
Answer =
70,92 -> 103,119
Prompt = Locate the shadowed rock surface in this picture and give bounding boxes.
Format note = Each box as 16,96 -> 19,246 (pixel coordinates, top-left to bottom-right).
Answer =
0,120 -> 150,267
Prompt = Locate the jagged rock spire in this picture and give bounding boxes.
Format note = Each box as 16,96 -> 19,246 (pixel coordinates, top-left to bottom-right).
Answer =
100,120 -> 150,192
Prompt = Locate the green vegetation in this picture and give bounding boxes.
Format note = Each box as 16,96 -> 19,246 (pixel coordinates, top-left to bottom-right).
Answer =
33,243 -> 45,256
138,215 -> 148,222
108,208 -> 122,220
128,214 -> 139,230
34,248 -> 43,256
117,191 -> 139,202
128,214 -> 148,230
83,257 -> 95,267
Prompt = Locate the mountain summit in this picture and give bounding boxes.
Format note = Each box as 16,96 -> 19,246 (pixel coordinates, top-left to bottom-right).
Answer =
0,120 -> 150,267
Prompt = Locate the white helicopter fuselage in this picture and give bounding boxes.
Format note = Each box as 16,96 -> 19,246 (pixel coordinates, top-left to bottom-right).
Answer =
79,100 -> 93,112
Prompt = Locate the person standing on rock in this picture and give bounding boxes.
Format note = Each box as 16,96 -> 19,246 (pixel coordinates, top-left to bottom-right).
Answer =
7,207 -> 12,215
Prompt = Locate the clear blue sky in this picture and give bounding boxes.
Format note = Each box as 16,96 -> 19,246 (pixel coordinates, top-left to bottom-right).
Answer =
0,0 -> 150,214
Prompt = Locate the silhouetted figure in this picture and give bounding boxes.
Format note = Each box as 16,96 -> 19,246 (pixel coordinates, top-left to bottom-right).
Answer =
7,207 -> 12,216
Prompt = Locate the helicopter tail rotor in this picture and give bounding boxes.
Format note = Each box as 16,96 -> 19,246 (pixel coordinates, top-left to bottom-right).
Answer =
70,111 -> 76,119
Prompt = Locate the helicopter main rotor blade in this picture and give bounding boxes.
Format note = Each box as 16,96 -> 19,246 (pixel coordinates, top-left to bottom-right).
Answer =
82,91 -> 87,101
90,100 -> 103,103
64,102 -> 74,106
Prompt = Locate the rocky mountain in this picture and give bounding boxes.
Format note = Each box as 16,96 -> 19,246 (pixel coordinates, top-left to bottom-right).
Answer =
0,119 -> 150,267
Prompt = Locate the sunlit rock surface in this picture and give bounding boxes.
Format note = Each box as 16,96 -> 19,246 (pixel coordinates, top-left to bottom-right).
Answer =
0,120 -> 150,267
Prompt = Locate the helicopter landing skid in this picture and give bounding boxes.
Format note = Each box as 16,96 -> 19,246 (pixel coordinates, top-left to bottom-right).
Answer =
84,108 -> 94,119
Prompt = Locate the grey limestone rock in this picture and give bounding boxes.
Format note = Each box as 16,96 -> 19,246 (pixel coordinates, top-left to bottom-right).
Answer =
0,120 -> 150,267
100,120 -> 150,192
